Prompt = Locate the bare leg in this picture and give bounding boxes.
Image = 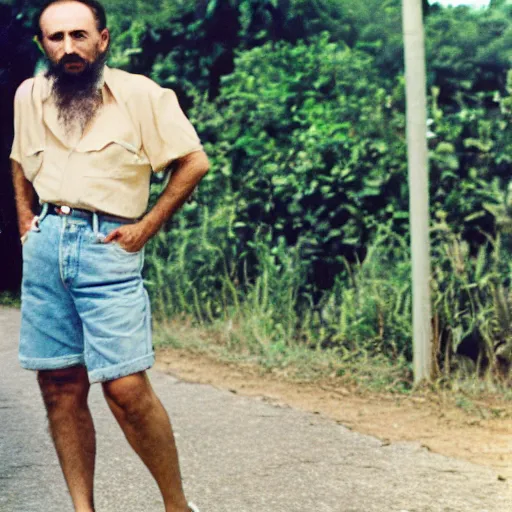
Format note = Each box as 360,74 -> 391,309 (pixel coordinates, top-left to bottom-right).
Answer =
102,372 -> 189,512
38,366 -> 96,512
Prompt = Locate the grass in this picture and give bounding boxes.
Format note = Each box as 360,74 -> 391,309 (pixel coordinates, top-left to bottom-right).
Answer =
153,317 -> 512,422
153,316 -> 411,388
0,291 -> 21,308
147,220 -> 512,403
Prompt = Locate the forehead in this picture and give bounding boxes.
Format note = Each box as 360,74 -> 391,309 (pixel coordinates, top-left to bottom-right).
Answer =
40,2 -> 98,35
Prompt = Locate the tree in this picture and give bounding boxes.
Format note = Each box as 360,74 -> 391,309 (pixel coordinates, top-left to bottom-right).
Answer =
0,3 -> 39,292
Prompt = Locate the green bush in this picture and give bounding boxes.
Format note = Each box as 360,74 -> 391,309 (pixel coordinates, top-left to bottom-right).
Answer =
187,35 -> 409,283
7,0 -> 512,378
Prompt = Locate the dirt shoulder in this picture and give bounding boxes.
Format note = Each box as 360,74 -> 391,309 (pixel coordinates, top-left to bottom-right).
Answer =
156,347 -> 512,480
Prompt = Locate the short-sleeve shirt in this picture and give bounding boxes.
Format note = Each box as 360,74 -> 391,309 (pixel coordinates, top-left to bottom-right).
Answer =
10,66 -> 203,219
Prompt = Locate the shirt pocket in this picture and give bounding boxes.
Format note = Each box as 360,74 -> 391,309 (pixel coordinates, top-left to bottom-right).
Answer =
82,139 -> 149,178
79,139 -> 152,218
22,147 -> 44,182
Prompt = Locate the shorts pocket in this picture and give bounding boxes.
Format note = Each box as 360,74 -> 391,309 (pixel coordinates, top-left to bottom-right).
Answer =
111,241 -> 141,255
109,242 -> 144,273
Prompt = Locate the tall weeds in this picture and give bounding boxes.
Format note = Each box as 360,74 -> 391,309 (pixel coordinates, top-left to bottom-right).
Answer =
144,206 -> 512,382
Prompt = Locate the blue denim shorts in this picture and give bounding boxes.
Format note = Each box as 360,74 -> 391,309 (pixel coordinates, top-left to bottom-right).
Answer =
19,208 -> 154,384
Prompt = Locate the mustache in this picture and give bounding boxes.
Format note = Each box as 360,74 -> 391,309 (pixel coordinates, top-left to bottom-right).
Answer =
58,54 -> 87,67
44,49 -> 107,88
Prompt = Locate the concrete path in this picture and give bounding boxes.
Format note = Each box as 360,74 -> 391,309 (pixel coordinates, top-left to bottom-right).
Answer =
0,307 -> 510,512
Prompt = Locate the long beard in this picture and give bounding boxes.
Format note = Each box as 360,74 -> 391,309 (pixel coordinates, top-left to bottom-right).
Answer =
45,51 -> 107,136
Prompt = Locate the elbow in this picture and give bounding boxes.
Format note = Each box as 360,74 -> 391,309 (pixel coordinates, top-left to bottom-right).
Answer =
175,150 -> 210,179
198,151 -> 210,177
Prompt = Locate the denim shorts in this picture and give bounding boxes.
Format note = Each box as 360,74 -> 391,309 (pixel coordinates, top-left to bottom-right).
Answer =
19,209 -> 154,384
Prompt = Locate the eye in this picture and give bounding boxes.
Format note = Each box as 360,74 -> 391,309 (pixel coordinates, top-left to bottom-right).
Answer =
48,33 -> 64,42
73,31 -> 87,40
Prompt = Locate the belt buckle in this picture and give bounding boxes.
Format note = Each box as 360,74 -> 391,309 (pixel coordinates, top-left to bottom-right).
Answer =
56,205 -> 72,215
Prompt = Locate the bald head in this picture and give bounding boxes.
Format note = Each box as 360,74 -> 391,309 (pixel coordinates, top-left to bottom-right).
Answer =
38,0 -> 109,74
37,0 -> 107,41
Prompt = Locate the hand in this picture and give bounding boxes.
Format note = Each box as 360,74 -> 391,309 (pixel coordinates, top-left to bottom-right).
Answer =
103,222 -> 150,253
19,215 -> 36,239
20,215 -> 38,244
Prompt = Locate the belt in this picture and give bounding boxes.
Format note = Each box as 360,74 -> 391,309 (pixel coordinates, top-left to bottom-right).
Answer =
45,203 -> 137,225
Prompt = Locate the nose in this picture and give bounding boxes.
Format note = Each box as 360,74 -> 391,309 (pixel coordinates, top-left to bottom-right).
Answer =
63,35 -> 75,54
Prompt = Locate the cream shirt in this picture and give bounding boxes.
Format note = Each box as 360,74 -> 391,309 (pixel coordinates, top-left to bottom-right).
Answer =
10,66 -> 203,219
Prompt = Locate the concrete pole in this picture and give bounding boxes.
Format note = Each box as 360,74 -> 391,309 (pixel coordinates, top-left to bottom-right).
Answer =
402,0 -> 433,384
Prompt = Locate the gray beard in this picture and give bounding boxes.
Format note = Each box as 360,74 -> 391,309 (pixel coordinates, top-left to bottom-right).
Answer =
46,54 -> 106,137
55,89 -> 103,137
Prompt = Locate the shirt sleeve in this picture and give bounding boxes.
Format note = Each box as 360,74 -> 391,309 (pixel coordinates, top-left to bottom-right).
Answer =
9,85 -> 23,164
137,84 -> 203,172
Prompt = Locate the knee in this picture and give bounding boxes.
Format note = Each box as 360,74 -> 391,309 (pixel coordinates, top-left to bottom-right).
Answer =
102,372 -> 154,422
37,366 -> 90,411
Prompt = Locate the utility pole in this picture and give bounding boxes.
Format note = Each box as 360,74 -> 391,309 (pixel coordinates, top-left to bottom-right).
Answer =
402,0 -> 433,383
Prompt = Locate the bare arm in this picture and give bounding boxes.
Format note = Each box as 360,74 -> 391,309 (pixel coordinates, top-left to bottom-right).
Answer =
11,160 -> 36,238
104,150 -> 210,251
141,150 -> 210,237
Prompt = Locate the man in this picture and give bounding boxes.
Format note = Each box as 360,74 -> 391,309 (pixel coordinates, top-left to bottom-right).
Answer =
10,1 -> 209,511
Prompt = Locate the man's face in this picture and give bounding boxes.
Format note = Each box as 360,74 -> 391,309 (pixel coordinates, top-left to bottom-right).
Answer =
39,1 -> 109,75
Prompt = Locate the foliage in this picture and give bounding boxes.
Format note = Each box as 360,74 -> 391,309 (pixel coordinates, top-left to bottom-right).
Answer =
3,0 -> 512,380
187,35 -> 409,294
425,3 -> 512,107
146,215 -> 512,380
431,222 -> 512,377
0,291 -> 21,308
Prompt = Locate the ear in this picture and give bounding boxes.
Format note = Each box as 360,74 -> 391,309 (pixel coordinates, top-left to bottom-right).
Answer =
99,28 -> 110,52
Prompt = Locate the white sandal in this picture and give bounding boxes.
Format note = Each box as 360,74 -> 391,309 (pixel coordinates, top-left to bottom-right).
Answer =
188,503 -> 200,512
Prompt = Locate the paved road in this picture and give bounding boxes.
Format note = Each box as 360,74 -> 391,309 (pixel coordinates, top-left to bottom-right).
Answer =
0,307 -> 510,512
